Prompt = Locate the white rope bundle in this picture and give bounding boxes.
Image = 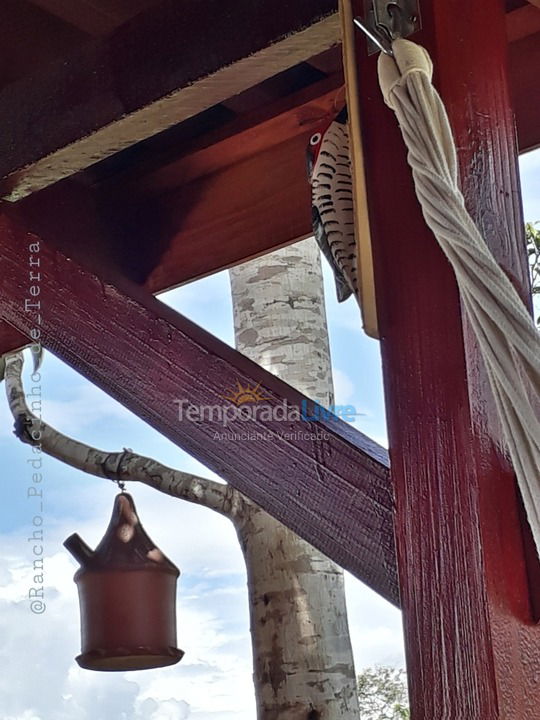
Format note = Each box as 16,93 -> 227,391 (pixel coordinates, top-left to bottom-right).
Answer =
378,39 -> 540,554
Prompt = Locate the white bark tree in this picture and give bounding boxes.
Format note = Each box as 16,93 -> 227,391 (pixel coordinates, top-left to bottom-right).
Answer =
230,239 -> 359,720
4,238 -> 359,719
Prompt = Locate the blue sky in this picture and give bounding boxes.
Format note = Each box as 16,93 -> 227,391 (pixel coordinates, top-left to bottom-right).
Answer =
0,148 -> 538,719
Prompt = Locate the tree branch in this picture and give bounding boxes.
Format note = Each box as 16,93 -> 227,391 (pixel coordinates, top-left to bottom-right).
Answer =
4,352 -> 246,520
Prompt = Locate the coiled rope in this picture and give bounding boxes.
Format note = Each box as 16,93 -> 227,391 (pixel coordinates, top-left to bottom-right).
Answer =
378,39 -> 540,554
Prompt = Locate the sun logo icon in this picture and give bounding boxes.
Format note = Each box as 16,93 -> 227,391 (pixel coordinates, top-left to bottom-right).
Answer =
222,380 -> 267,406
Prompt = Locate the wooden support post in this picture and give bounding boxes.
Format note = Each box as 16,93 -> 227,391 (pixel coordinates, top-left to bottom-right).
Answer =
0,212 -> 399,605
354,0 -> 540,717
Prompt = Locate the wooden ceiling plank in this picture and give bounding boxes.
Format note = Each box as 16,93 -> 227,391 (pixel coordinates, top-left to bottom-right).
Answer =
0,0 -> 340,202
509,31 -> 540,152
0,212 -> 399,605
127,74 -> 343,197
506,4 -> 540,41
144,134 -> 315,292
25,0 -> 120,36
89,78 -> 344,291
25,0 -> 158,36
13,80 -> 341,293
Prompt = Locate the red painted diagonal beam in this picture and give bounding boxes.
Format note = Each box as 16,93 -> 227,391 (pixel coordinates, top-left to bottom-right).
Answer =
0,321 -> 28,356
354,0 -> 540,717
0,212 -> 398,606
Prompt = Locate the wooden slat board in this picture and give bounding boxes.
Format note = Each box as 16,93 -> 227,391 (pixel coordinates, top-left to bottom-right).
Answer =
26,0 -> 157,35
0,0 -> 340,201
145,135 -> 314,291
0,0 -> 85,88
102,76 -> 344,290
0,212 -> 399,606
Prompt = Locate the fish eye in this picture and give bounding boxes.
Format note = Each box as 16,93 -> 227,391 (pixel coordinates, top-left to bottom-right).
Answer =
310,132 -> 322,146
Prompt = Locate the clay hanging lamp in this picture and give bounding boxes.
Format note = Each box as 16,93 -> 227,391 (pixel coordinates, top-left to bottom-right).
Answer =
64,491 -> 184,671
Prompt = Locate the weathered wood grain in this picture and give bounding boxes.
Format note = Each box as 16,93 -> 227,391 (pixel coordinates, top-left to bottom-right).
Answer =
144,134 -> 315,292
0,322 -> 28,356
0,0 -> 340,201
26,0 -> 157,36
355,0 -> 540,717
0,212 -> 399,606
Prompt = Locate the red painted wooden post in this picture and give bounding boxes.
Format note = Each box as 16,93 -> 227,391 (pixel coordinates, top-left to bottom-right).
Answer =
354,0 -> 540,717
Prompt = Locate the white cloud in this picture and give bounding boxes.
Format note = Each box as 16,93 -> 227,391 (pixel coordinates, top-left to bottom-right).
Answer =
333,368 -> 356,404
519,148 -> 540,222
0,484 -> 406,718
0,516 -> 254,720
42,384 -> 132,436
345,573 -> 406,670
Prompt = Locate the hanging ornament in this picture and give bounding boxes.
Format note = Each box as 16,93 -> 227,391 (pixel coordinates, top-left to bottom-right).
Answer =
64,491 -> 184,671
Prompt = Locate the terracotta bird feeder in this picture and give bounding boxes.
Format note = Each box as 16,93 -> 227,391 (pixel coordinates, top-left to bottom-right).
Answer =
64,492 -> 184,671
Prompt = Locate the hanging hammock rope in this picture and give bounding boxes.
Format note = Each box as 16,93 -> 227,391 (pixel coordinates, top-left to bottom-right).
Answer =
377,39 -> 540,554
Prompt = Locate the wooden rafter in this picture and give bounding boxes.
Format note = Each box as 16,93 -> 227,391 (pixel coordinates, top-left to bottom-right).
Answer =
509,30 -> 540,152
120,74 -> 343,199
506,3 -> 540,40
102,75 -> 344,291
0,0 -> 340,201
0,2 -> 536,208
25,0 -> 157,36
507,4 -> 540,151
0,212 -> 399,606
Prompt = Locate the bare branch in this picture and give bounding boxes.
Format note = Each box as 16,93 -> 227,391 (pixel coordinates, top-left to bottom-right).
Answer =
4,352 -> 246,520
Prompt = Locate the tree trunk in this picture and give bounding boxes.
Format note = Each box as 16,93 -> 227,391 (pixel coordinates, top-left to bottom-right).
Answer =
229,238 -> 360,720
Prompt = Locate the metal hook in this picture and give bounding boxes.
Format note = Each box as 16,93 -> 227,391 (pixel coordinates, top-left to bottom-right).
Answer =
387,2 -> 404,36
354,1 -> 420,56
353,16 -> 394,57
115,447 -> 132,493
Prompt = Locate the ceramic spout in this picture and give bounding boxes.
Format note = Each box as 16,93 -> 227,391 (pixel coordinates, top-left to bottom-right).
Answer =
64,533 -> 94,566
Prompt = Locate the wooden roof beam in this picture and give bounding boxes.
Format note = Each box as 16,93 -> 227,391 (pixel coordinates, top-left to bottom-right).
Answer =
25,0 -> 124,36
0,211 -> 398,605
506,3 -> 540,41
11,81 -> 340,293
94,75 -> 344,291
0,0 -> 340,201
507,4 -> 540,151
25,0 -> 158,36
0,322 -> 28,356
144,134 -> 315,292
